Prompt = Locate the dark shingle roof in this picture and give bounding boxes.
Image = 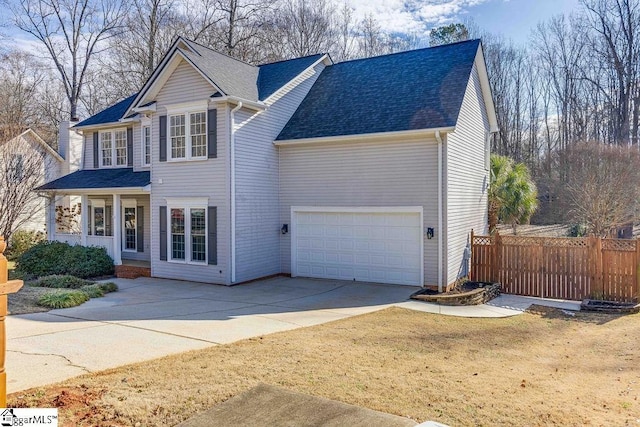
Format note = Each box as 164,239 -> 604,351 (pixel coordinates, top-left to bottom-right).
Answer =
180,40 -> 260,101
257,54 -> 325,100
37,168 -> 150,191
75,94 -> 138,127
276,39 -> 481,141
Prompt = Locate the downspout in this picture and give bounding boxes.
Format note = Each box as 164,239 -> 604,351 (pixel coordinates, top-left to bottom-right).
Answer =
435,130 -> 444,293
230,101 -> 243,284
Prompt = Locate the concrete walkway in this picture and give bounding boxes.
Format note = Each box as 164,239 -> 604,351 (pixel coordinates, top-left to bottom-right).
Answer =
6,276 -> 577,393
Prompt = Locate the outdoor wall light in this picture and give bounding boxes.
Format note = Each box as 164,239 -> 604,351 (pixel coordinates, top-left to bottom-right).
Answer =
281,224 -> 289,234
427,227 -> 434,239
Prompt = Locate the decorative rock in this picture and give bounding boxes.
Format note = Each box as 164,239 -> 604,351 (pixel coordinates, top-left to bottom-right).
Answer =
410,282 -> 501,306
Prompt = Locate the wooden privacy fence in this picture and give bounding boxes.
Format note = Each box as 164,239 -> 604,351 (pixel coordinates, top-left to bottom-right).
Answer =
470,231 -> 640,302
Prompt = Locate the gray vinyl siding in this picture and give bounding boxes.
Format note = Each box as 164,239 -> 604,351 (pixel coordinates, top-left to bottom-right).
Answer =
149,59 -> 231,284
121,195 -> 151,262
234,61 -> 325,283
83,133 -> 94,170
445,64 -> 490,285
279,137 -> 439,286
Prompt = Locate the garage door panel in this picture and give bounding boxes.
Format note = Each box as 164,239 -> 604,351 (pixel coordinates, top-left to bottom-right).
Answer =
293,210 -> 422,286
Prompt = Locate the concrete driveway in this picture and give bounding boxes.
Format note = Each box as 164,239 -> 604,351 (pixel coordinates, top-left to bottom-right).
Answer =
6,276 -> 417,393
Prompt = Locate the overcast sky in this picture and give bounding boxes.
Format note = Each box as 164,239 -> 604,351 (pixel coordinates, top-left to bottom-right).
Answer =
350,0 -> 582,44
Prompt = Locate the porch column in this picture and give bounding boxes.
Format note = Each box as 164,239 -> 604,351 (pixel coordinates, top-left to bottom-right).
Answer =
113,194 -> 122,265
46,195 -> 56,241
80,194 -> 88,246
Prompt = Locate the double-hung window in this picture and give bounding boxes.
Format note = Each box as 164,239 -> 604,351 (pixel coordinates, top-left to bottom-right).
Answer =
168,201 -> 207,263
100,129 -> 128,167
142,125 -> 151,166
168,110 -> 207,161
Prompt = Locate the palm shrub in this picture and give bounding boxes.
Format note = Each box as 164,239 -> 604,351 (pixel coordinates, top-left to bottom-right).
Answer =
489,154 -> 538,234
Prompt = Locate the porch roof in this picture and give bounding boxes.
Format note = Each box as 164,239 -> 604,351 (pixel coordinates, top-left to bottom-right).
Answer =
37,168 -> 151,192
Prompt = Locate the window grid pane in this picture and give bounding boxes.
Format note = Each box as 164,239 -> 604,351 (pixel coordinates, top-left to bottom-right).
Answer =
190,112 -> 207,158
115,130 -> 127,165
101,133 -> 112,166
191,208 -> 206,262
94,207 -> 105,236
170,115 -> 186,159
124,207 -> 136,250
143,126 -> 151,165
171,208 -> 185,260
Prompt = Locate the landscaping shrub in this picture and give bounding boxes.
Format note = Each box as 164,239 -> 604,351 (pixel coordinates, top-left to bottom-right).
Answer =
38,289 -> 89,309
80,284 -> 104,298
98,282 -> 119,293
31,275 -> 93,289
6,230 -> 45,261
16,241 -> 114,279
568,223 -> 587,237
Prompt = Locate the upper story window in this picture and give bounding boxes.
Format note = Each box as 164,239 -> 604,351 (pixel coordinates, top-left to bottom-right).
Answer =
9,154 -> 24,182
100,129 -> 127,167
142,125 -> 151,166
168,111 -> 207,161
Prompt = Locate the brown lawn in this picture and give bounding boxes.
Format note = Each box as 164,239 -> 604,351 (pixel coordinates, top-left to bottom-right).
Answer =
8,306 -> 640,426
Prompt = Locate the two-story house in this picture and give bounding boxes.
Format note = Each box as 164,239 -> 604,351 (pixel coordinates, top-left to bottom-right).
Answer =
39,37 -> 497,291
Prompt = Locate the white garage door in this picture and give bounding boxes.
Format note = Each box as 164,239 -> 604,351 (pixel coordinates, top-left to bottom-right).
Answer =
292,209 -> 423,286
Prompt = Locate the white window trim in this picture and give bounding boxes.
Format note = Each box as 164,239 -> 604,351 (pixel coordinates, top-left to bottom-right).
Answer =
165,101 -> 208,162
165,197 -> 208,265
141,120 -> 151,167
122,199 -> 137,253
99,128 -> 128,168
89,199 -> 106,237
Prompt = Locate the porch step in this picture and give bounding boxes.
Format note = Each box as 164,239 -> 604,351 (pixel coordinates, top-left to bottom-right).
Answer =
115,264 -> 151,279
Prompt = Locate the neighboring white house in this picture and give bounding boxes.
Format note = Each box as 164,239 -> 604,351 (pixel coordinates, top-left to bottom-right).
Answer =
0,129 -> 67,236
39,37 -> 498,290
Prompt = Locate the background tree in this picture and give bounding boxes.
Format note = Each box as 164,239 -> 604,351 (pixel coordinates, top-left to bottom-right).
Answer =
554,142 -> 640,236
488,154 -> 538,234
429,23 -> 469,46
12,0 -> 127,120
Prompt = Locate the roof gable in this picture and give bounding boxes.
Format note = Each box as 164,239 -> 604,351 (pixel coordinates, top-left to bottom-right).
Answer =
276,39 -> 483,141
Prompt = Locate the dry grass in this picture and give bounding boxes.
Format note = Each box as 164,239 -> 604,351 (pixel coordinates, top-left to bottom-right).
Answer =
8,306 -> 640,426
8,286 -> 51,315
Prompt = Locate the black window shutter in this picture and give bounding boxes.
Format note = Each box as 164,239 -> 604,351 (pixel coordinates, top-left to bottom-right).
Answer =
88,205 -> 92,236
207,109 -> 217,159
105,205 -> 112,237
208,206 -> 217,265
137,206 -> 144,253
159,115 -> 167,162
159,206 -> 167,260
127,128 -> 133,167
93,132 -> 99,168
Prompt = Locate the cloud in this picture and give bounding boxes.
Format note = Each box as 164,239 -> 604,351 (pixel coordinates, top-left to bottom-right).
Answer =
346,0 -> 492,33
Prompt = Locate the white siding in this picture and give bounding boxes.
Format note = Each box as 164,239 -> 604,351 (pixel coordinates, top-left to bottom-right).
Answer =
121,195 -> 151,262
233,61 -> 325,283
132,122 -> 150,172
83,133 -> 94,170
279,137 -> 440,286
445,64 -> 490,285
150,59 -> 231,284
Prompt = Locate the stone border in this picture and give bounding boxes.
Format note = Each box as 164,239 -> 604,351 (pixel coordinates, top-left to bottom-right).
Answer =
411,282 -> 501,306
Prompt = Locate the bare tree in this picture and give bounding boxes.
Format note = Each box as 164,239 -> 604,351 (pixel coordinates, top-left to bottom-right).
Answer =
558,142 -> 640,236
12,0 -> 127,120
274,0 -> 335,57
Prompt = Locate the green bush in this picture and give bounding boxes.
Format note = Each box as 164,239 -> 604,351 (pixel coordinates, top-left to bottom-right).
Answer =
567,224 -> 587,237
31,275 -> 94,289
98,282 -> 119,293
80,284 -> 104,298
6,230 -> 45,261
38,289 -> 89,309
16,241 -> 114,280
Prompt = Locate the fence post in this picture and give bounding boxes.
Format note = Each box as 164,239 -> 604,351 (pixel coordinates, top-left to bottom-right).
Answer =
0,237 -> 23,407
492,231 -> 501,284
636,239 -> 640,302
470,229 -> 474,281
590,236 -> 603,300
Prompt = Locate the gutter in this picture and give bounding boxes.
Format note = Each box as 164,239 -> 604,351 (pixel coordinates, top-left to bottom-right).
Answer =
230,101 -> 243,284
435,130 -> 444,292
274,126 -> 456,146
212,96 -> 266,111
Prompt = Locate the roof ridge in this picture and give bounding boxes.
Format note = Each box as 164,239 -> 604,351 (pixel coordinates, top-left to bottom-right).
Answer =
258,53 -> 325,67
333,38 -> 480,66
181,38 -> 258,69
